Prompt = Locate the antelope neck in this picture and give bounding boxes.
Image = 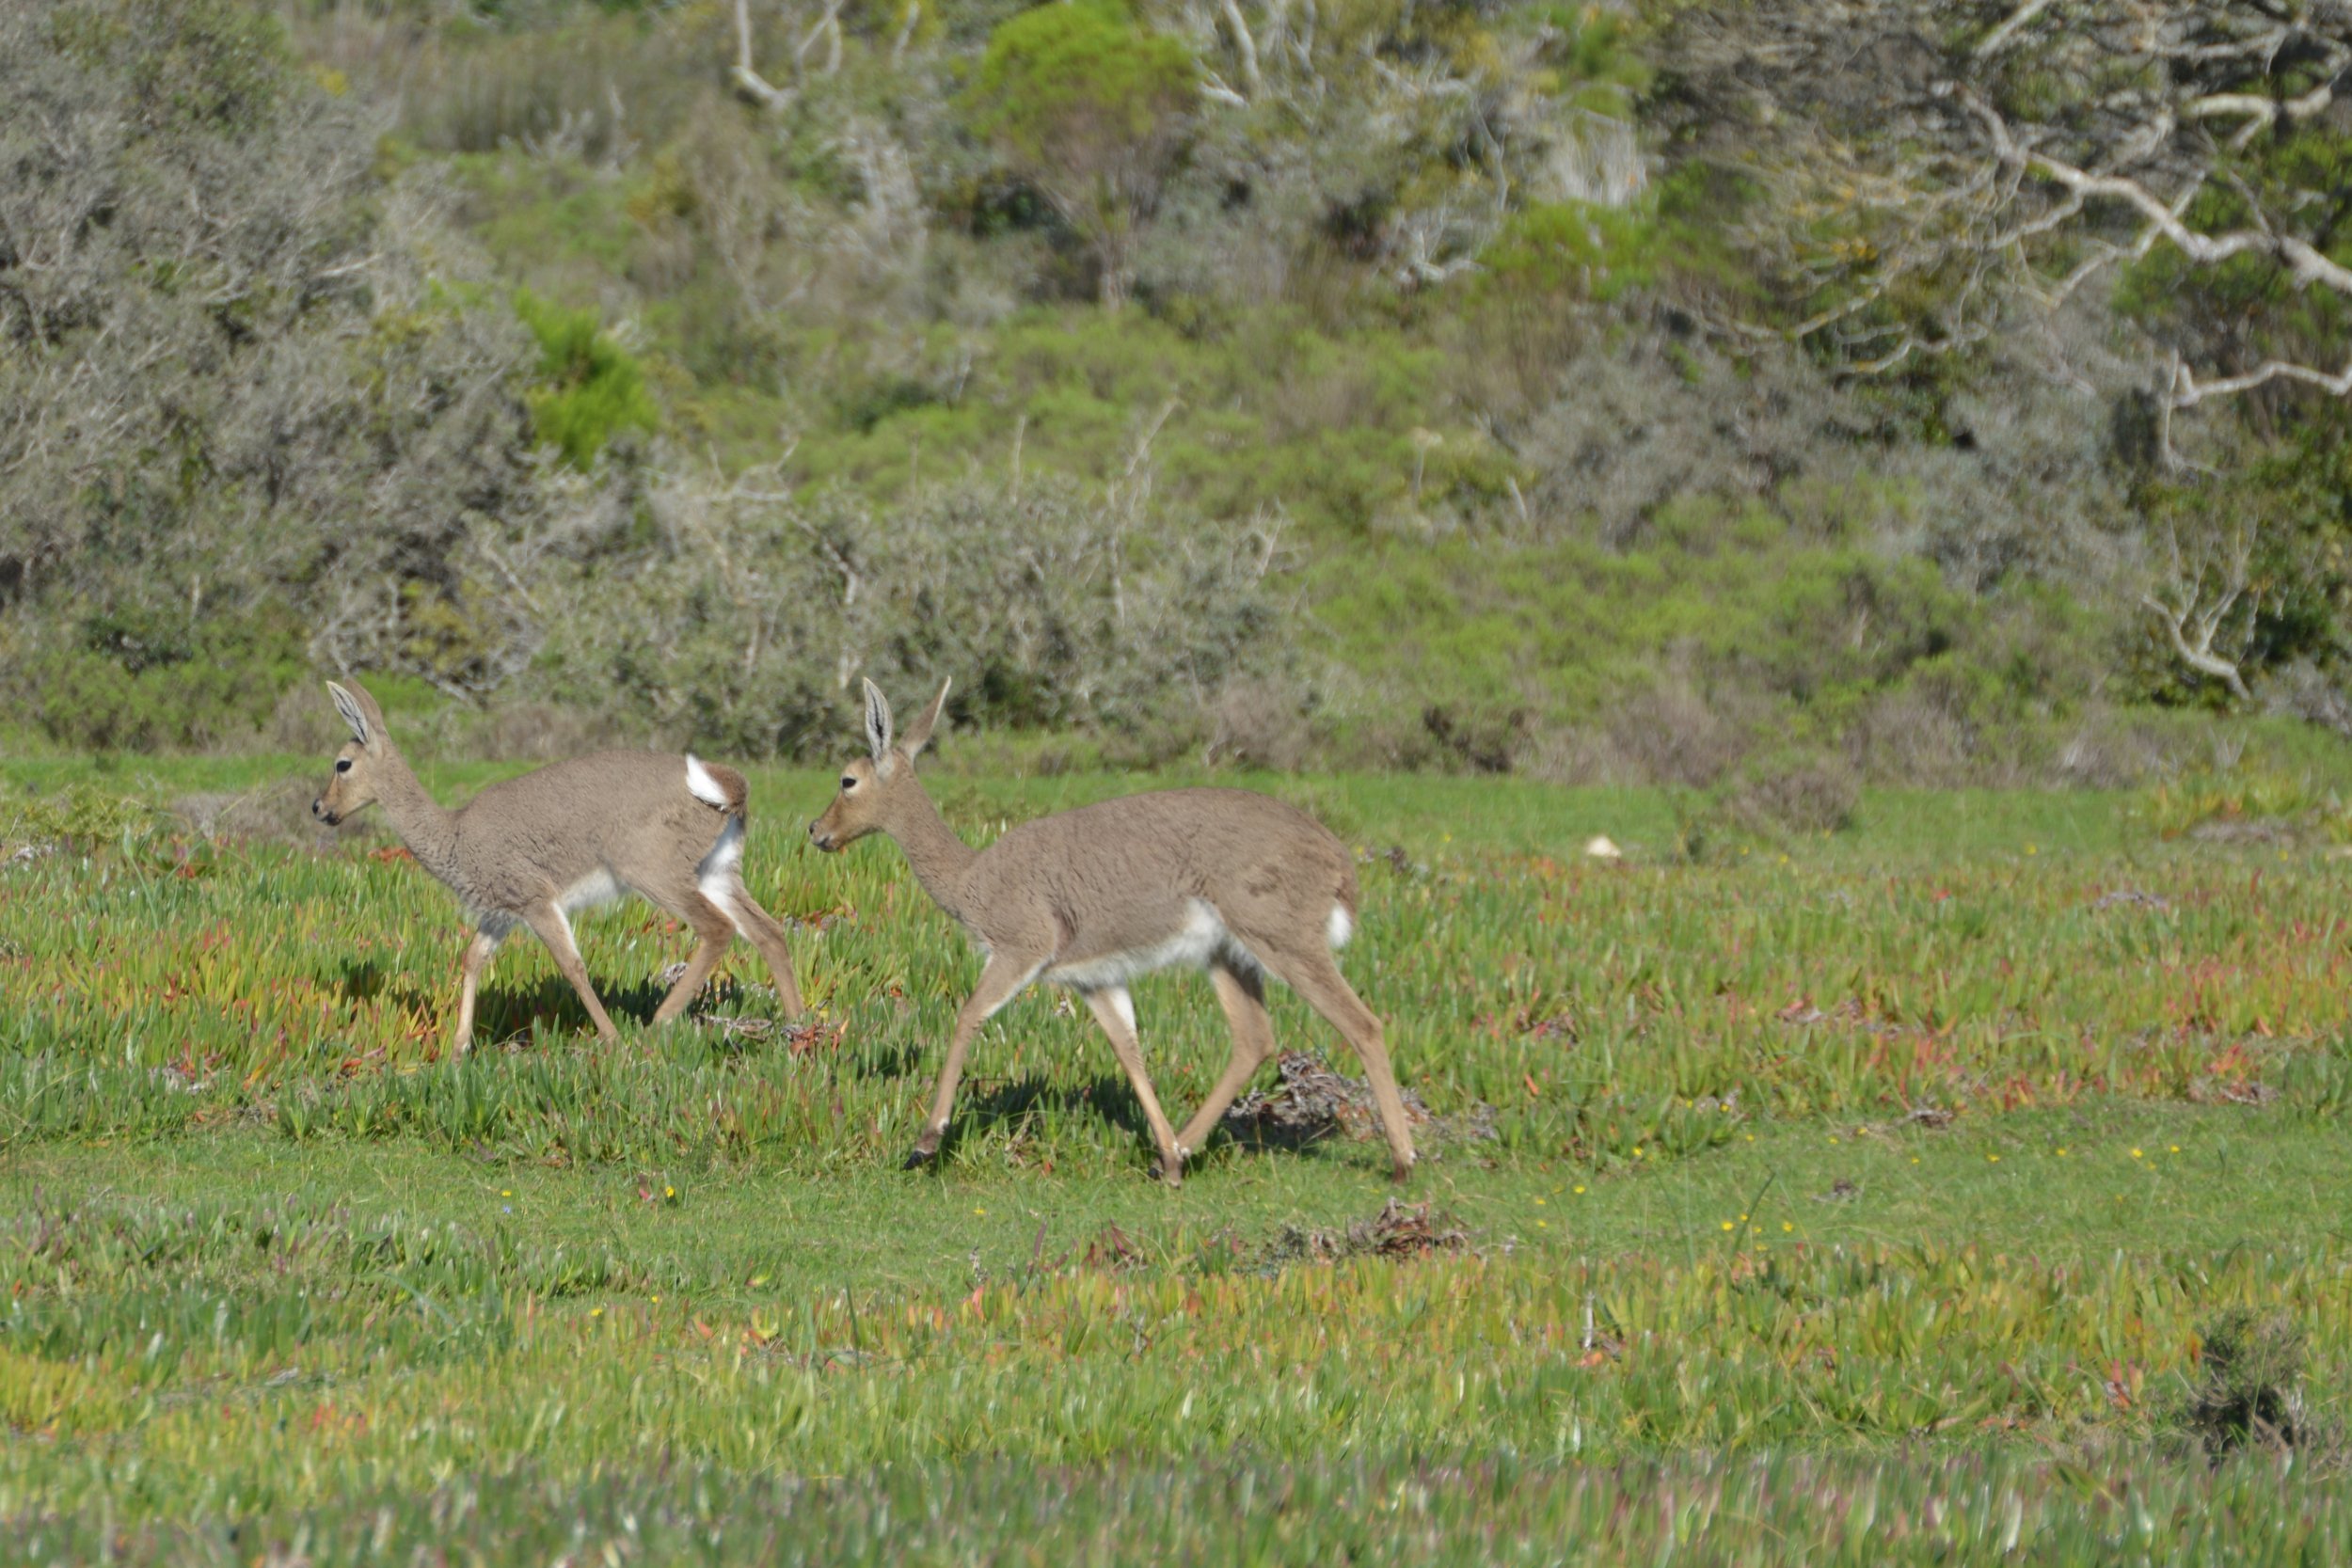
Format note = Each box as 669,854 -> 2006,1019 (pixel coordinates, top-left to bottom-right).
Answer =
369,744 -> 461,883
887,783 -> 979,922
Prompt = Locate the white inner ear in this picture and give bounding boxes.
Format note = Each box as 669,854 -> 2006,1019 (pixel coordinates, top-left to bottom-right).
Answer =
329,685 -> 370,746
863,685 -> 893,762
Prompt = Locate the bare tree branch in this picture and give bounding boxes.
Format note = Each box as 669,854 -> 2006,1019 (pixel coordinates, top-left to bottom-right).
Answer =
730,0 -> 793,110
2141,516 -> 2258,700
1220,0 -> 1263,98
1674,0 -> 2352,417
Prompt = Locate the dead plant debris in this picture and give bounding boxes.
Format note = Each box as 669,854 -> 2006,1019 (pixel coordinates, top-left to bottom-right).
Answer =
1223,1050 -> 1493,1148
1262,1198 -> 1470,1269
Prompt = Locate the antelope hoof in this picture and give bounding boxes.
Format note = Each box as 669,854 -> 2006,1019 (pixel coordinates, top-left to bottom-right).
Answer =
902,1141 -> 939,1171
1147,1150 -> 1185,1188
1390,1154 -> 1417,1184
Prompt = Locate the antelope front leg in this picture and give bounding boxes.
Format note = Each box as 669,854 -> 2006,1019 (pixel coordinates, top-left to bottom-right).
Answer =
450,929 -> 501,1057
904,954 -> 1040,1170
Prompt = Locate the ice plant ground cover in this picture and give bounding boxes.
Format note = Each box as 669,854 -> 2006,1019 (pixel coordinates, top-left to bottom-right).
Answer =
2,757 -> 2349,1563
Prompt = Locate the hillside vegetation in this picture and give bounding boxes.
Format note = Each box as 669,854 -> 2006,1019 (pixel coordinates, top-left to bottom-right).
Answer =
3,0 -> 2348,788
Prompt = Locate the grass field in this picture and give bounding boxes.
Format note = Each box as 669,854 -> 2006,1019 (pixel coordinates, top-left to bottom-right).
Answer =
4,753 -> 2350,1562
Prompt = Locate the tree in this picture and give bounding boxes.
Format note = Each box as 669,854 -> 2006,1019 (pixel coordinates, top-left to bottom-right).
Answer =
0,0 -> 561,731
1664,2 -> 2350,404
1661,0 -> 2352,698
967,0 -> 1198,308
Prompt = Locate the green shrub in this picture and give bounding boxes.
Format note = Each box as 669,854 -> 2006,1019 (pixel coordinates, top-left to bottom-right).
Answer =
1523,4 -> 1652,113
966,0 -> 1196,306
1476,201 -> 1661,309
0,783 -> 158,855
516,290 -> 660,468
1724,750 -> 1862,837
534,477 -> 1286,757
23,610 -> 305,752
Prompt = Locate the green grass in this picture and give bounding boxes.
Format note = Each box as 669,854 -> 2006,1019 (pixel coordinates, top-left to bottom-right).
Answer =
3,760 -> 2349,1560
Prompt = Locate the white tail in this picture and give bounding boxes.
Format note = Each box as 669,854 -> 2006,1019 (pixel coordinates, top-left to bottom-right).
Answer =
684,754 -> 732,807
312,681 -> 804,1051
809,678 -> 1416,1184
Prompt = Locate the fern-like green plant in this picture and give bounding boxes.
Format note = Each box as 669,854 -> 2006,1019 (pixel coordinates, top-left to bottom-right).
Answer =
516,290 -> 658,469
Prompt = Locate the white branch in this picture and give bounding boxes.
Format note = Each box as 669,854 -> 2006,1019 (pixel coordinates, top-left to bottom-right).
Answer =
1973,0 -> 2054,59
730,0 -> 793,109
2144,591 -> 2253,700
1963,89 -> 2352,314
796,0 -> 847,74
2172,349 -> 2352,407
1220,0 -> 1263,98
2141,515 -> 2258,701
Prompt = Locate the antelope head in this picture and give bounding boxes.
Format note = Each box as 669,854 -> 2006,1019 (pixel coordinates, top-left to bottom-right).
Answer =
312,680 -> 389,828
809,677 -> 949,852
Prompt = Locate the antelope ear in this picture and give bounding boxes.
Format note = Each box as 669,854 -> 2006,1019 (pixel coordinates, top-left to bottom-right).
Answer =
901,677 -> 951,760
326,682 -> 372,747
861,678 -> 895,770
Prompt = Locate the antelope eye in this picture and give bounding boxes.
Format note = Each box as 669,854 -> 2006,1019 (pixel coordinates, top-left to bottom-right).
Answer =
839,775 -> 857,791
335,759 -> 352,773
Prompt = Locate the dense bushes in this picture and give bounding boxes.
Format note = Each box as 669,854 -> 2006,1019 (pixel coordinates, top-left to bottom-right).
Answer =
0,0 -> 552,722
4,0 -> 2344,777
535,475 -> 1287,756
23,610 -> 306,753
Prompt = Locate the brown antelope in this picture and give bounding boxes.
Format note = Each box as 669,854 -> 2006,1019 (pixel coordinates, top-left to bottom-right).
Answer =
310,680 -> 804,1051
808,678 -> 1416,1185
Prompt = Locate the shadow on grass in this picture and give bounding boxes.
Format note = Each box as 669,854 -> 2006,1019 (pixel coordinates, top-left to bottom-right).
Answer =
431,974 -> 672,1045
914,1071 -> 1343,1173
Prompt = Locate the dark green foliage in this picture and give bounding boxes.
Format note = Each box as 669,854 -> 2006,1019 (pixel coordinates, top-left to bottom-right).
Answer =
2117,428 -> 2352,709
24,610 -> 306,752
2111,123 -> 2352,402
